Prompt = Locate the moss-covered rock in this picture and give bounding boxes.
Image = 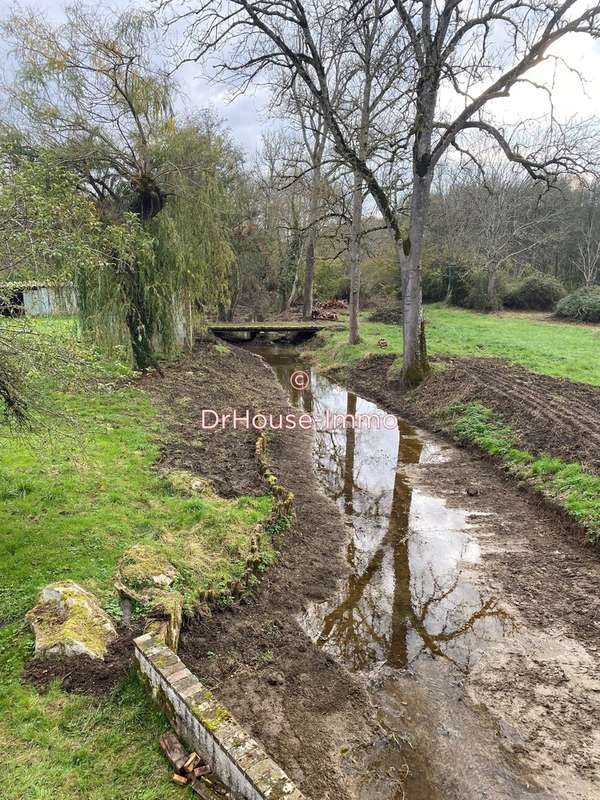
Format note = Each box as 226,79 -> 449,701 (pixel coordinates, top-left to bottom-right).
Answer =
26,581 -> 117,660
162,469 -> 216,498
117,543 -> 179,591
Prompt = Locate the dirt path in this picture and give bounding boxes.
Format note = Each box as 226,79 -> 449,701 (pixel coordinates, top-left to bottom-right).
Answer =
142,341 -> 600,800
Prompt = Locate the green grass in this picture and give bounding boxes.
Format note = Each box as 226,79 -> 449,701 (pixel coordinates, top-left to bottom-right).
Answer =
437,401 -> 600,543
0,317 -> 272,799
311,305 -> 600,385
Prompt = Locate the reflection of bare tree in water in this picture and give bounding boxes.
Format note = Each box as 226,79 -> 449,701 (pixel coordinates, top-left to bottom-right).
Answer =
317,424 -> 418,669
343,393 -> 356,515
269,361 -> 314,411
408,568 -> 513,674
317,428 -> 511,673
264,356 -> 512,674
314,402 -> 388,520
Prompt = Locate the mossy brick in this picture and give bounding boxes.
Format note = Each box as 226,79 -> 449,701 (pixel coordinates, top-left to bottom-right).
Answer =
263,777 -> 298,799
169,667 -> 192,683
175,676 -> 201,696
244,758 -> 273,785
151,650 -> 180,672
145,644 -> 166,659
185,687 -> 210,707
191,697 -> 232,732
212,719 -> 244,751
159,659 -> 187,679
247,759 -> 288,790
278,789 -> 305,800
229,736 -> 264,768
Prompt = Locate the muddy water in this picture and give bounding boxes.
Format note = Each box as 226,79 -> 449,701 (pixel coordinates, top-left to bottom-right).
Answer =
250,345 -> 518,799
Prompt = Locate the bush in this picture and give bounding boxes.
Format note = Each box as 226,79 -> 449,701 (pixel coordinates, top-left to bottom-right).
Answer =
361,246 -> 401,304
314,257 -> 349,301
422,264 -> 470,306
463,270 -> 508,312
555,286 -> 600,323
368,301 -> 403,324
422,267 -> 447,303
504,273 -> 565,311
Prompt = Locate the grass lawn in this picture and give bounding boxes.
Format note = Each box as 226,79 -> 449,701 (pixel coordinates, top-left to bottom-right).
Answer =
0,318 -> 271,799
312,305 -> 600,385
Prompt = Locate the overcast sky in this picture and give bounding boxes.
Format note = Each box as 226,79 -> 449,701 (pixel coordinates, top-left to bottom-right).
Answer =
6,0 -> 600,160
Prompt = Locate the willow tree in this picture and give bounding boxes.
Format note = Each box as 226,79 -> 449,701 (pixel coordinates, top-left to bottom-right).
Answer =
0,147 -> 137,423
4,4 -> 234,369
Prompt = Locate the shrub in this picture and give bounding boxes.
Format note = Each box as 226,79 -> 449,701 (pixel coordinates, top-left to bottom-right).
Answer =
422,264 -> 470,306
504,273 -> 565,311
361,246 -> 401,304
555,286 -> 600,323
463,270 -> 509,312
314,257 -> 349,301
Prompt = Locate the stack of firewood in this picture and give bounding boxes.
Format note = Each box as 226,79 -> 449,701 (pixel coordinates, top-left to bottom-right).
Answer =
160,731 -> 231,798
312,297 -> 349,321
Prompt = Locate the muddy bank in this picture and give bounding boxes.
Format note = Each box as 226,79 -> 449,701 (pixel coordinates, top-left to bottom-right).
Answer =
143,340 -> 405,800
333,354 -> 600,475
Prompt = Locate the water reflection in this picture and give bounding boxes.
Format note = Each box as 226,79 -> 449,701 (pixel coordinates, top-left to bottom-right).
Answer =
250,345 -> 510,676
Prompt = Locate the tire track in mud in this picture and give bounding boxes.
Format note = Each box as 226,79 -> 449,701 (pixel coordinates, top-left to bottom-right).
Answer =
464,361 -> 600,463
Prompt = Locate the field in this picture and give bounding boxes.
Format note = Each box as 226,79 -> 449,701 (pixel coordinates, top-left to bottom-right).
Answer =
313,305 -> 600,385
0,319 -> 271,800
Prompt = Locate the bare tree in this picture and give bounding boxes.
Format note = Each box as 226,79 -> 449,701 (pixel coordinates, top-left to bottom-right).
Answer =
286,82 -> 330,319
574,189 -> 600,286
339,0 -> 406,343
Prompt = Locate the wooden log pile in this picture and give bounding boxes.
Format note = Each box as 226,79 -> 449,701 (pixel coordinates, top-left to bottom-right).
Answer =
160,730 -> 231,798
312,297 -> 349,321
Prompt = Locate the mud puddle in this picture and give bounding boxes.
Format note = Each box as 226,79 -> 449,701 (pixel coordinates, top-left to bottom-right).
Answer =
248,344 -> 556,800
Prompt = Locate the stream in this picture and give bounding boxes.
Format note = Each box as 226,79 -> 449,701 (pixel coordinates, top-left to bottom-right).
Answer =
247,344 -> 517,798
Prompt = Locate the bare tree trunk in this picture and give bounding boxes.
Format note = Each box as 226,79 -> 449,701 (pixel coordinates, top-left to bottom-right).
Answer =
488,269 -> 499,311
349,169 -> 363,344
286,264 -> 300,311
303,159 -> 322,320
401,172 -> 431,386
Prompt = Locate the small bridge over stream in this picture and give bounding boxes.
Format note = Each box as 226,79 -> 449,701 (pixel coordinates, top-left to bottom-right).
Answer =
207,321 -> 345,344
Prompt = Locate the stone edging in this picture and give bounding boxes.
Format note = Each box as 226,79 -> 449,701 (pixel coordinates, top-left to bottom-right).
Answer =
256,432 -> 294,520
134,633 -> 305,800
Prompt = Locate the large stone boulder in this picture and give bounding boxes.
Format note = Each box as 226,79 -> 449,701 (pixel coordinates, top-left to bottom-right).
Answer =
26,581 -> 117,660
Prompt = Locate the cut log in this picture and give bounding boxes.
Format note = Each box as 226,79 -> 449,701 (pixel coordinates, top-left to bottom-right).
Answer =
194,765 -> 212,778
172,774 -> 189,786
183,752 -> 200,772
160,731 -> 188,772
